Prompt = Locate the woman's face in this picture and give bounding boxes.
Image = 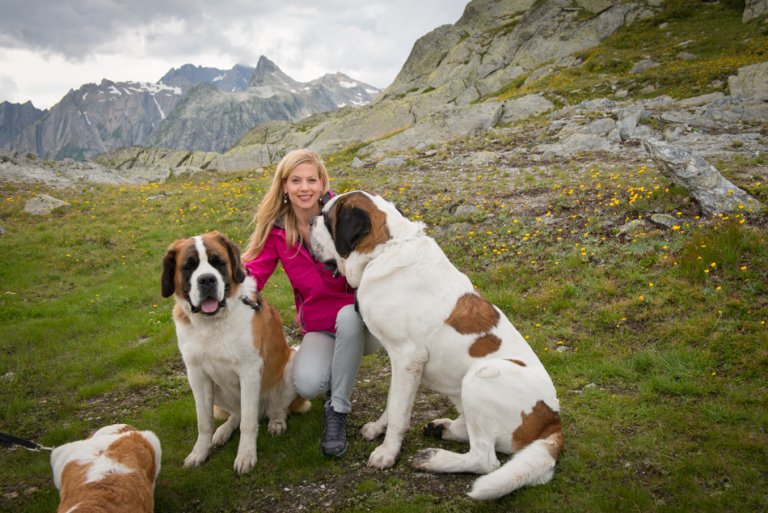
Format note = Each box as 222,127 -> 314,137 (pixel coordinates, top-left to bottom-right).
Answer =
282,162 -> 324,214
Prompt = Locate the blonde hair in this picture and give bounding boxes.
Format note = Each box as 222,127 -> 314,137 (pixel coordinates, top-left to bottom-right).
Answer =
242,149 -> 330,261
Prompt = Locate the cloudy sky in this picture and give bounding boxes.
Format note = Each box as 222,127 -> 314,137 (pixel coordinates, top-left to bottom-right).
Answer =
0,0 -> 469,110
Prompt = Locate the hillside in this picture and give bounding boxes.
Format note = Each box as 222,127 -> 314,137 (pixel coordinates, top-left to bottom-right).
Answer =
1,1 -> 767,512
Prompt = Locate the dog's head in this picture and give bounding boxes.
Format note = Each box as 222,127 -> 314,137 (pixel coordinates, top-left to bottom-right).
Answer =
309,191 -> 419,287
161,231 -> 246,316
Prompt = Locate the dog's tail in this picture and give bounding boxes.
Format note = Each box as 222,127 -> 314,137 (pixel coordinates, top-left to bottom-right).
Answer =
467,431 -> 563,501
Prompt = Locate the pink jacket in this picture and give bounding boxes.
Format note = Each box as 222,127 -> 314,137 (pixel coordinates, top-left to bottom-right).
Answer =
243,217 -> 354,335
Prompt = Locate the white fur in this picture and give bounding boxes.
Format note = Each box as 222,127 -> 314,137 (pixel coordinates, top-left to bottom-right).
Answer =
311,191 -> 563,500
172,245 -> 303,474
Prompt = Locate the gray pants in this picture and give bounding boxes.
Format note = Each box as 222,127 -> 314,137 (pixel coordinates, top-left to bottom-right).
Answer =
293,304 -> 381,413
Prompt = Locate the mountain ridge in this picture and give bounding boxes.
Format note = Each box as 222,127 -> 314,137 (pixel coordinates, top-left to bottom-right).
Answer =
0,58 -> 380,159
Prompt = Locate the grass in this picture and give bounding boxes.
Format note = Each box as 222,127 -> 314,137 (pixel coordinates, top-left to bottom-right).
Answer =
1,128 -> 766,512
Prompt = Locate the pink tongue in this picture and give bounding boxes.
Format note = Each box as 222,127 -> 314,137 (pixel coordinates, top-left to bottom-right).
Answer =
201,298 -> 220,313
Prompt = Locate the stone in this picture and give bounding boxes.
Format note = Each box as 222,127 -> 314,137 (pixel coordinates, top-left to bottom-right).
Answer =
642,139 -> 763,216
728,61 -> 768,99
743,0 -> 768,22
500,94 -> 554,124
23,194 -> 70,215
630,58 -> 660,74
649,213 -> 679,229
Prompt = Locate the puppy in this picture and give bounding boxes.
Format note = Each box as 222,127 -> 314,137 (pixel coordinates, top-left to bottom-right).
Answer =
310,191 -> 563,500
50,424 -> 161,513
161,231 -> 309,473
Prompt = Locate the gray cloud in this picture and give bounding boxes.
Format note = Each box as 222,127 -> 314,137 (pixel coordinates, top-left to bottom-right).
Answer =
0,0 -> 468,107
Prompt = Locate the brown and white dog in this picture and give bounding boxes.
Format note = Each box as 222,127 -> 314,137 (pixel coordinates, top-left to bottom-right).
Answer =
310,191 -> 564,500
162,231 -> 310,474
50,424 -> 161,513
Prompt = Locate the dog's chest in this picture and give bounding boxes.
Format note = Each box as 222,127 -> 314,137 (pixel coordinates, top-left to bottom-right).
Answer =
176,312 -> 260,371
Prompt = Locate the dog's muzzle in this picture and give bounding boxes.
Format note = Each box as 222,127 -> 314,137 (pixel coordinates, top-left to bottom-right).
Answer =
190,273 -> 225,315
322,259 -> 341,278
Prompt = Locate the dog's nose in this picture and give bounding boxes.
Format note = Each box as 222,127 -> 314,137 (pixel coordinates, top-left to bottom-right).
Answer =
197,273 -> 217,288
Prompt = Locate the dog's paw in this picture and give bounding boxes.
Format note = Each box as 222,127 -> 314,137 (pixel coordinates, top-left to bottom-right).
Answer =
361,421 -> 385,441
268,418 -> 287,435
367,444 -> 397,469
411,448 -> 439,470
212,424 -> 236,447
233,450 -> 257,474
423,421 -> 447,439
183,448 -> 210,468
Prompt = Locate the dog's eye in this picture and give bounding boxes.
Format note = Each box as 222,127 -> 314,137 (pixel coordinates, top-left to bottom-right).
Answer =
209,256 -> 227,270
182,258 -> 198,271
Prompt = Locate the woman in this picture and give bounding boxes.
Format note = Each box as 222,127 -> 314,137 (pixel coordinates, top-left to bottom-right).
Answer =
242,149 -> 379,457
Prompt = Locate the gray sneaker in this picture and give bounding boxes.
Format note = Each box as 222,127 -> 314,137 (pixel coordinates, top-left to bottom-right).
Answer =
321,400 -> 348,457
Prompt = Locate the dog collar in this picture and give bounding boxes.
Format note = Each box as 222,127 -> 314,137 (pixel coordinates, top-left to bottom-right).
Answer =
240,294 -> 262,312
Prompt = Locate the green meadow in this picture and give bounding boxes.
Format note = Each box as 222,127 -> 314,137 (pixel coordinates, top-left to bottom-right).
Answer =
1,139 -> 766,512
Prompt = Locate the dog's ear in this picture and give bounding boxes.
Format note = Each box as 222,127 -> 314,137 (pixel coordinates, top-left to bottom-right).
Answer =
334,204 -> 371,258
216,232 -> 246,284
161,245 -> 178,298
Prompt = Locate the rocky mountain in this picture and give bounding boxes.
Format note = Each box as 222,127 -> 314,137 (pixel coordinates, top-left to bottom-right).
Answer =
205,0 -> 668,167
149,56 -> 380,153
6,79 -> 184,160
0,101 -> 46,149
1,58 -> 379,159
159,63 -> 255,94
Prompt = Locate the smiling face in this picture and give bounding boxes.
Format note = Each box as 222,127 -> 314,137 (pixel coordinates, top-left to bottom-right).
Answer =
282,162 -> 325,216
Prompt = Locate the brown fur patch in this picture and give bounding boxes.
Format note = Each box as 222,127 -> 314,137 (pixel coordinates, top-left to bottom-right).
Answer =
336,192 -> 391,254
512,401 -> 564,459
469,334 -> 502,357
251,298 -> 293,391
507,358 -> 527,367
57,432 -> 157,513
445,293 -> 500,335
173,304 -> 191,324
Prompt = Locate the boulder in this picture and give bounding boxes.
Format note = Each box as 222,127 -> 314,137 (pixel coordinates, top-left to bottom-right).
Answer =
500,94 -> 555,123
728,61 -> 768,99
642,139 -> 763,216
24,194 -> 69,215
743,0 -> 768,22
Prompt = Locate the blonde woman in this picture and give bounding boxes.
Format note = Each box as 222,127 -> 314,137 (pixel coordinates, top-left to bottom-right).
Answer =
242,149 -> 379,457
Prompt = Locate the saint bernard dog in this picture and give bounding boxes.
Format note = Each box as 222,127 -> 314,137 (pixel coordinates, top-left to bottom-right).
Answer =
309,191 -> 564,500
162,231 -> 310,474
50,424 -> 161,513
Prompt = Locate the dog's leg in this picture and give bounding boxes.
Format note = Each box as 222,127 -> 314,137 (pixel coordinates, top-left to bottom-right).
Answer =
361,407 -> 388,440
367,349 -> 426,469
424,414 -> 469,443
262,391 -> 289,435
412,403 -> 498,474
184,367 -> 215,468
233,370 -> 261,473
212,387 -> 240,446
212,412 -> 240,447
412,435 -> 500,475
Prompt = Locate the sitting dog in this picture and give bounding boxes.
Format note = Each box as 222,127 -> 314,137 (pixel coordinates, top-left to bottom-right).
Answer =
310,191 -> 563,500
50,424 -> 161,513
162,231 -> 310,473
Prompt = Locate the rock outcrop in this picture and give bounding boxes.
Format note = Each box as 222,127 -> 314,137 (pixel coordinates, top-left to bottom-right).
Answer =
643,139 -> 763,216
